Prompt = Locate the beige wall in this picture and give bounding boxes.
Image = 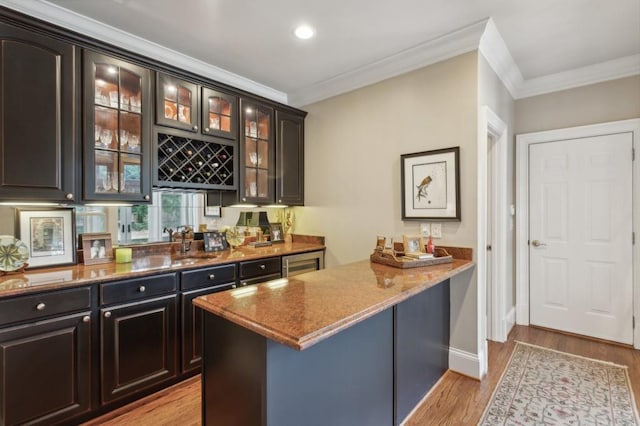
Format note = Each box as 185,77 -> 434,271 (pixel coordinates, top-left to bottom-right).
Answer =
515,75 -> 640,134
299,52 -> 479,266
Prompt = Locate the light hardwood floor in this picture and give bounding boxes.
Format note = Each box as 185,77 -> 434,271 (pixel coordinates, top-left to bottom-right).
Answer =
84,325 -> 640,426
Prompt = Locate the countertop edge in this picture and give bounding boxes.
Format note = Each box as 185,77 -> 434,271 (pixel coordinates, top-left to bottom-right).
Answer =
194,259 -> 475,351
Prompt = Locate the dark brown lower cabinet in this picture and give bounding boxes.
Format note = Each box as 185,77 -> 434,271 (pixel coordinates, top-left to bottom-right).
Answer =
181,283 -> 235,374
100,295 -> 178,404
0,312 -> 92,426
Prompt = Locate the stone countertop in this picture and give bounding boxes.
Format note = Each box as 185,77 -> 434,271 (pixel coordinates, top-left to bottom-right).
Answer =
0,242 -> 325,298
193,258 -> 474,351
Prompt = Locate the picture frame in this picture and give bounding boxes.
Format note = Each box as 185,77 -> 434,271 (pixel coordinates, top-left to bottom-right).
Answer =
81,233 -> 113,265
376,236 -> 386,251
403,235 -> 425,254
203,231 -> 228,252
401,146 -> 461,221
270,223 -> 284,243
15,207 -> 76,268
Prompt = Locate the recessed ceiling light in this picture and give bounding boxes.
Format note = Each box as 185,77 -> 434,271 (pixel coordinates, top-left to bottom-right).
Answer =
294,24 -> 315,40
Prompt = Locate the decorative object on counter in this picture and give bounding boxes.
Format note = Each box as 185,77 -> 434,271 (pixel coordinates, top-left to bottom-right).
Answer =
203,231 -> 228,252
401,147 -> 461,221
426,235 -> 435,254
256,211 -> 271,236
81,232 -> 113,265
402,234 -> 425,255
277,208 -> 294,242
370,239 -> 452,268
224,227 -> 245,251
115,247 -> 133,263
16,207 -> 76,268
270,223 -> 284,243
375,236 -> 386,252
0,236 -> 29,274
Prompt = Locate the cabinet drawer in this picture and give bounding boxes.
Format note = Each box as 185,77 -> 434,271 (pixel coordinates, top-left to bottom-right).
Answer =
181,264 -> 236,291
239,258 -> 281,279
100,273 -> 177,306
0,287 -> 91,327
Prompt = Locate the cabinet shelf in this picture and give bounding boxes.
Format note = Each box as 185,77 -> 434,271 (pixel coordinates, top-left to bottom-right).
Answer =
156,132 -> 235,189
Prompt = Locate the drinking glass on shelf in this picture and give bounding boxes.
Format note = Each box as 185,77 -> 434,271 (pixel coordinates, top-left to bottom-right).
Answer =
94,125 -> 102,144
109,91 -> 119,108
111,172 -> 120,192
249,182 -> 257,197
120,94 -> 130,111
249,152 -> 257,165
100,129 -> 113,148
129,134 -> 140,152
130,96 -> 141,113
102,172 -> 112,192
120,130 -> 129,149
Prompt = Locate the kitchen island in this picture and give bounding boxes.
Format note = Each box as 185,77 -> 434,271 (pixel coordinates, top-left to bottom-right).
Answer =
194,256 -> 474,426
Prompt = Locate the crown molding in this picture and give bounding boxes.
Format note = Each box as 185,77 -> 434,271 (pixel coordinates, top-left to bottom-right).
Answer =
288,19 -> 489,107
478,18 -> 523,99
0,0 -> 288,104
517,54 -> 640,99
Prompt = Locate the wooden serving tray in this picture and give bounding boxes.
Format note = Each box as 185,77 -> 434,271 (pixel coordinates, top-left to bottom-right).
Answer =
370,250 -> 453,269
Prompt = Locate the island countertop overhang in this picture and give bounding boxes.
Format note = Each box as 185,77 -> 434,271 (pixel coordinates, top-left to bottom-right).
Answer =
193,258 -> 474,350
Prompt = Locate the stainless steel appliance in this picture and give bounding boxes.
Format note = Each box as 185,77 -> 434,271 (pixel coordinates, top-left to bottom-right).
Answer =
282,251 -> 325,277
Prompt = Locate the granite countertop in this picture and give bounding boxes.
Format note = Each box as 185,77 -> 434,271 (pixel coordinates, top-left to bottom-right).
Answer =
193,258 -> 474,351
0,242 -> 325,298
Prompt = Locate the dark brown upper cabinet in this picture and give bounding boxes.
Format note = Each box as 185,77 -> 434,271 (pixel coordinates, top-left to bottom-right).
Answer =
156,73 -> 199,133
0,22 -> 77,202
275,110 -> 305,206
238,99 -> 274,204
202,87 -> 237,140
83,50 -> 152,202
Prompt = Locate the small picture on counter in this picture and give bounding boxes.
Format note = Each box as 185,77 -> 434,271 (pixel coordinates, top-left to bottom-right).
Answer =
16,207 -> 76,268
402,235 -> 425,254
376,236 -> 386,251
81,233 -> 113,265
270,223 -> 284,243
203,231 -> 228,252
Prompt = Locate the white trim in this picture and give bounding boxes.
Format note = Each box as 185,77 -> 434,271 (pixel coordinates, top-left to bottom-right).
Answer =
0,0 -> 288,104
515,119 -> 640,349
449,346 -> 482,379
518,54 -> 640,99
287,19 -> 489,107
478,19 -> 523,100
505,306 -> 515,336
478,106 -> 509,346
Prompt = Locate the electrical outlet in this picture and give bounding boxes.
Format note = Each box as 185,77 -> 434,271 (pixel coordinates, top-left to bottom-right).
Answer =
431,223 -> 442,238
420,223 -> 431,237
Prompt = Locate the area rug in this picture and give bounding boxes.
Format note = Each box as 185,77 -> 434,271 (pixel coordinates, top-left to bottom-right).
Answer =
478,341 -> 640,425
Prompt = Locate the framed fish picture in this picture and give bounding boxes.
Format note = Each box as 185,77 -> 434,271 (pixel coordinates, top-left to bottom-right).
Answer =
400,147 -> 460,221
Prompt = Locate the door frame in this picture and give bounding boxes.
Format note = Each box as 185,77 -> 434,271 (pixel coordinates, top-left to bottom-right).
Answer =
515,118 -> 640,349
478,106 -> 509,343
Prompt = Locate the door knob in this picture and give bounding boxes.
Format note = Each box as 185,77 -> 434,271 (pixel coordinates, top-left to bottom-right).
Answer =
531,240 -> 546,247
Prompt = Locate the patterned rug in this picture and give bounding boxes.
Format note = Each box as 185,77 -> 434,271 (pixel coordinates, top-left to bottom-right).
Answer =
479,342 -> 640,425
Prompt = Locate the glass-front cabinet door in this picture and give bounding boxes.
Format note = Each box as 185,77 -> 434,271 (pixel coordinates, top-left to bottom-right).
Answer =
83,50 -> 151,202
156,73 -> 199,133
239,99 -> 274,203
202,88 -> 237,140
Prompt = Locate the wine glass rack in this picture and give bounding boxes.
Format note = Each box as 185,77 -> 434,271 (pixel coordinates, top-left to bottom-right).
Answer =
156,132 -> 234,189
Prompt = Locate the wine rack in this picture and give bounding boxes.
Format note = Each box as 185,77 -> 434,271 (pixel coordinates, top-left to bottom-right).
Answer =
156,132 -> 234,189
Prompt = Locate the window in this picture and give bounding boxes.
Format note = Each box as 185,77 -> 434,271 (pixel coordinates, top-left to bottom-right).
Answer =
75,190 -> 204,245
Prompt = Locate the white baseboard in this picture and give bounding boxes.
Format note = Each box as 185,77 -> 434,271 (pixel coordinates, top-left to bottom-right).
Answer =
505,307 -> 516,335
449,347 -> 481,379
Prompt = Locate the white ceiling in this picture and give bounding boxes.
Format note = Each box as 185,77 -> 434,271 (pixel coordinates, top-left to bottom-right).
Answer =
4,0 -> 640,105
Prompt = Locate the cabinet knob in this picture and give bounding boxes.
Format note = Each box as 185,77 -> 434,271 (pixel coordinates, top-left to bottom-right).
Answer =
65,193 -> 73,200
208,274 -> 215,280
242,197 -> 247,202
143,194 -> 150,201
193,125 -> 198,131
231,284 -> 237,289
278,199 -> 282,203
83,316 -> 90,323
241,282 -> 248,287
104,311 -> 112,318
259,264 -> 266,270
36,303 -> 46,311
204,127 -> 210,132
139,286 -> 146,292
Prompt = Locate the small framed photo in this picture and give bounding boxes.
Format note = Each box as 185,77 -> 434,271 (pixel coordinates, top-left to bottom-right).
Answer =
270,223 -> 284,243
81,233 -> 113,265
403,235 -> 425,254
203,231 -> 228,252
376,236 -> 386,251
16,207 -> 76,268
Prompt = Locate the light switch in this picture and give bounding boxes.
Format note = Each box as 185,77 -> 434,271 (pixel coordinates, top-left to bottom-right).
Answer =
431,223 -> 442,238
420,223 -> 431,237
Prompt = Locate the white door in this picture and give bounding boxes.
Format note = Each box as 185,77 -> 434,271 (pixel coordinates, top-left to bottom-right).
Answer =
529,132 -> 633,344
